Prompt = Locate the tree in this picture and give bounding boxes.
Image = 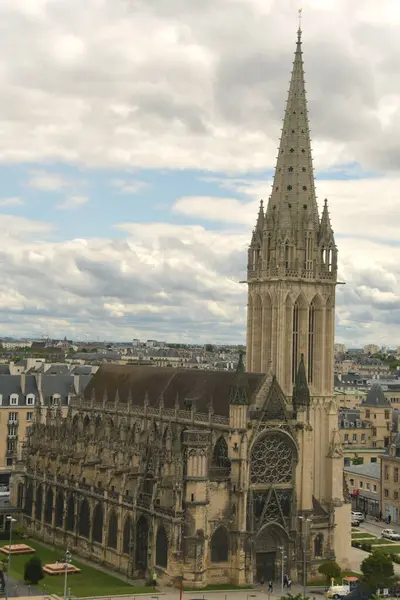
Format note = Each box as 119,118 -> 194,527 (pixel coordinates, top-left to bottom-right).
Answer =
280,594 -> 309,600
318,561 -> 341,585
24,556 -> 44,585
361,550 -> 395,591
352,455 -> 364,465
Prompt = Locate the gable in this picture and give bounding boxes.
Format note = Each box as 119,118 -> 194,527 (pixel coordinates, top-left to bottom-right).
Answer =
259,376 -> 287,421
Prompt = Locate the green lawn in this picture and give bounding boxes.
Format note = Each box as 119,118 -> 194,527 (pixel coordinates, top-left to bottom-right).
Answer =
351,533 -> 376,540
0,539 -> 150,597
368,538 -> 395,545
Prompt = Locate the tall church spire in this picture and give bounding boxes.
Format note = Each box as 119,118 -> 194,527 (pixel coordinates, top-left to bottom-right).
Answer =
248,24 -> 337,283
246,24 -> 338,394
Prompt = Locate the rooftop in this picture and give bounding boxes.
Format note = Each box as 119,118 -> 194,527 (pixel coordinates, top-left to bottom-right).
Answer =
344,462 -> 380,479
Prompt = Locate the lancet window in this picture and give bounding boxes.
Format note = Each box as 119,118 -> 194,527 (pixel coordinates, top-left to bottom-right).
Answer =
292,302 -> 299,383
308,302 -> 315,383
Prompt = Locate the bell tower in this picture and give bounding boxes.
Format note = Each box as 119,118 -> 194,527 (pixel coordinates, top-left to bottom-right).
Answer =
246,26 -> 337,400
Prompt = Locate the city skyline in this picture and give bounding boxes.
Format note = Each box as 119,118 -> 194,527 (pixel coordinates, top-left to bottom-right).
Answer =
0,1 -> 399,345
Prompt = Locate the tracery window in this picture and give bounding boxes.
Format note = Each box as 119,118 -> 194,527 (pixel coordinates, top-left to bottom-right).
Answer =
93,503 -> 104,544
210,526 -> 229,562
292,302 -> 299,383
44,487 -> 53,524
79,499 -> 90,538
314,533 -> 323,557
55,491 -> 64,527
35,484 -> 43,520
212,437 -> 230,469
108,511 -> 118,549
25,483 -> 33,517
66,494 -> 75,532
250,433 -> 294,485
123,517 -> 132,554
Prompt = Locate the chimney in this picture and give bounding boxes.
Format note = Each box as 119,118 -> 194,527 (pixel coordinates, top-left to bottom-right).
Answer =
21,373 -> 26,395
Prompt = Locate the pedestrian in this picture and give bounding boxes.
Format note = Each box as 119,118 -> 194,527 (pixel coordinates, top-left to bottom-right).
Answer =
152,568 -> 157,591
379,511 -> 383,521
260,576 -> 264,587
268,580 -> 273,593
288,578 -> 292,590
283,574 -> 288,588
388,514 -> 392,524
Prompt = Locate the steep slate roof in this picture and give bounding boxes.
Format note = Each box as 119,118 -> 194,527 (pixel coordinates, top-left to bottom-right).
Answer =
0,375 -> 39,405
41,375 -> 75,400
344,462 -> 380,479
84,365 -> 265,417
361,383 -> 390,407
0,365 -> 10,375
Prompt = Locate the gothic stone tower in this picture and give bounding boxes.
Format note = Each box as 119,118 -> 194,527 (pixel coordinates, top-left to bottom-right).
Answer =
245,26 -> 350,572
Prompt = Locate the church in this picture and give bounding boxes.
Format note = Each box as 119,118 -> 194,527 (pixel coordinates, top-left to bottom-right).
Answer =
12,25 -> 351,587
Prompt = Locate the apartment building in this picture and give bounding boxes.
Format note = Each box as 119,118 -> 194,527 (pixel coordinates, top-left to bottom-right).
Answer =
380,434 -> 400,523
344,463 -> 380,517
340,383 -> 392,467
0,372 -> 92,489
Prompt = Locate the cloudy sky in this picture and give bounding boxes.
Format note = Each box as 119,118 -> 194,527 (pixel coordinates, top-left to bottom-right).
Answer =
0,0 -> 400,346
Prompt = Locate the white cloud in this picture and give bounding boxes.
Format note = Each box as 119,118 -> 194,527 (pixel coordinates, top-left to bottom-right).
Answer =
0,197 -> 23,207
0,0 -> 397,172
56,195 -> 89,210
113,179 -> 148,194
27,170 -> 69,192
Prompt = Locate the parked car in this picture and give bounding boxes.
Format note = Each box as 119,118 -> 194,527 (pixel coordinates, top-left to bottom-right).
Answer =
351,511 -> 364,522
381,528 -> 400,540
327,584 -> 350,599
351,518 -> 360,527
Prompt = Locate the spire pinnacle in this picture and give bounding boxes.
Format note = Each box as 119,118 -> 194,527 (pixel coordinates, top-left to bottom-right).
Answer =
298,8 -> 302,36
292,353 -> 310,410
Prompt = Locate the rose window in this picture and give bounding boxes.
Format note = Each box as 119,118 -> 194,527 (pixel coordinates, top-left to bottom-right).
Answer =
250,433 -> 294,484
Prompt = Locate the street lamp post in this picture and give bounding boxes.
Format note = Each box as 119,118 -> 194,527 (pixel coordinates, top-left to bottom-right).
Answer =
279,545 -> 287,594
63,549 -> 72,600
299,516 -> 312,600
5,516 -> 17,600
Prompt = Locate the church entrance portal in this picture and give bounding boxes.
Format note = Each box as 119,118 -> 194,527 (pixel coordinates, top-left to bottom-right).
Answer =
256,551 -> 276,582
255,525 -> 288,582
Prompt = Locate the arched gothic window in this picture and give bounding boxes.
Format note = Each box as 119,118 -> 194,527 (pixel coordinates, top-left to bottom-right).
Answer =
25,483 -> 33,517
66,494 -> 75,532
292,302 -> 299,383
123,517 -> 132,554
250,432 -> 295,485
44,487 -> 53,524
108,511 -> 118,549
55,491 -> 64,527
79,499 -> 90,538
308,302 -> 315,383
93,503 -> 104,544
314,533 -> 323,557
210,526 -> 229,562
212,437 -> 231,470
83,414 -> 90,429
17,483 -> 23,509
35,484 -> 43,520
155,526 -> 168,568
135,515 -> 149,571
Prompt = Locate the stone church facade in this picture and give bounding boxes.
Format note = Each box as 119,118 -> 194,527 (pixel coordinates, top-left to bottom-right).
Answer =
12,25 -> 351,588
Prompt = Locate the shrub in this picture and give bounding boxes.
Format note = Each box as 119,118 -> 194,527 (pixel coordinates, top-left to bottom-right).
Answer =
318,561 -> 341,585
24,556 -> 44,585
361,550 -> 395,591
